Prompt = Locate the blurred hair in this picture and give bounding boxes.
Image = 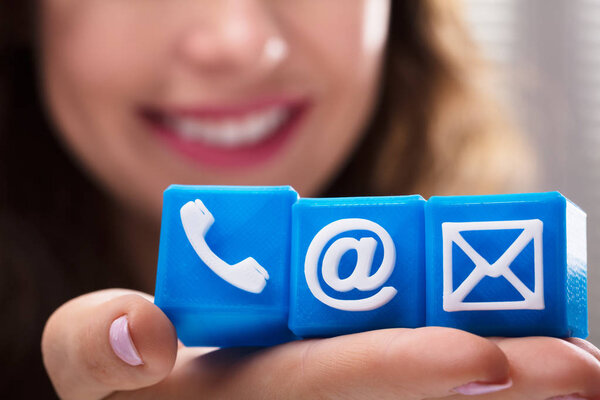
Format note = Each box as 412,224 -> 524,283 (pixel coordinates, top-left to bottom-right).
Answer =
0,0 -> 534,396
328,0 -> 534,198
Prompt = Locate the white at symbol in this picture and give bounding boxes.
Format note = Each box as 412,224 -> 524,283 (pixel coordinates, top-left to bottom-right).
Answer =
304,218 -> 397,311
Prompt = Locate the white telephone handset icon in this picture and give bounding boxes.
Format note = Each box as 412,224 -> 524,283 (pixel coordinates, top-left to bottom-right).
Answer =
180,199 -> 269,294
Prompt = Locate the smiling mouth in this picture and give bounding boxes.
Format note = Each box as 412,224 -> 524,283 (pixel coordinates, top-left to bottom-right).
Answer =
141,98 -> 309,168
164,106 -> 290,147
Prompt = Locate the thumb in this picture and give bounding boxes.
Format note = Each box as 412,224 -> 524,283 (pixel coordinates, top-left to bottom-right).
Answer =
42,289 -> 177,400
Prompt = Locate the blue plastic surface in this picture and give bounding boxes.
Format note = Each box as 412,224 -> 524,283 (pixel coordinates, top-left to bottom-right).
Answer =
155,187 -> 588,346
289,196 -> 426,337
154,185 -> 299,346
425,192 -> 588,338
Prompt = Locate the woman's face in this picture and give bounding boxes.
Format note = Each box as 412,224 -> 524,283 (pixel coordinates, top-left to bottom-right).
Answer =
41,0 -> 390,220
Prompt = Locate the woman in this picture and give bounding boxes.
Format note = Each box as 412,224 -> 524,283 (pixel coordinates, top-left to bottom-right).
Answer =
1,0 -> 598,398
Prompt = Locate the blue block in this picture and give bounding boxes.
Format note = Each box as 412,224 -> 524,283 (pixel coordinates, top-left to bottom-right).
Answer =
289,196 -> 426,337
154,185 -> 299,346
425,192 -> 587,338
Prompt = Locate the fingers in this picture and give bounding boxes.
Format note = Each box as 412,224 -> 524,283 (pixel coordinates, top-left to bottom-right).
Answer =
116,327 -> 509,400
42,289 -> 178,400
101,328 -> 600,400
566,337 -> 600,363
290,327 -> 510,399
489,337 -> 600,400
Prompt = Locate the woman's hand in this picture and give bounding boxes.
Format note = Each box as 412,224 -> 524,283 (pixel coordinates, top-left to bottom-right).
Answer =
42,289 -> 600,400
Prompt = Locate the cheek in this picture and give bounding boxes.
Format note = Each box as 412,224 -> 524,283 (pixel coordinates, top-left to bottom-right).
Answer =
280,1 -> 388,138
268,1 -> 389,195
41,1 -> 169,102
278,0 -> 388,82
40,2 -> 166,218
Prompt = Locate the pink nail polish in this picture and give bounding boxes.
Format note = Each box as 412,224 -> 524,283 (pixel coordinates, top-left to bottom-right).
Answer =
109,315 -> 144,366
452,378 -> 513,395
547,396 -> 588,400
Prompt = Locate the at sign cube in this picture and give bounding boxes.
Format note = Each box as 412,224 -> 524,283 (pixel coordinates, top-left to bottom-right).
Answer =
155,185 -> 299,347
289,196 -> 426,338
425,192 -> 587,338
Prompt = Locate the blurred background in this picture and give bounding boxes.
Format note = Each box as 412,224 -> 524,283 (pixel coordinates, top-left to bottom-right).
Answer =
464,0 -> 599,344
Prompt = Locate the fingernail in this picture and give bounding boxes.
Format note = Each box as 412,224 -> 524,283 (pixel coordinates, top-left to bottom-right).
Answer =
109,315 -> 143,366
452,378 -> 513,395
547,396 -> 588,400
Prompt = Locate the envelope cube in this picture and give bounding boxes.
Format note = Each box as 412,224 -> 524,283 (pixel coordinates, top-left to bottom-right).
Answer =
289,196 -> 426,337
425,192 -> 587,338
154,185 -> 299,347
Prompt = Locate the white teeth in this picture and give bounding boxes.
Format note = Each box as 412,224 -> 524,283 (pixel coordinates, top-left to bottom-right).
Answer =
167,107 -> 290,148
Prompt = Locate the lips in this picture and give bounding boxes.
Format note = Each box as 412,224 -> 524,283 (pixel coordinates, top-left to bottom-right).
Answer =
141,98 -> 309,168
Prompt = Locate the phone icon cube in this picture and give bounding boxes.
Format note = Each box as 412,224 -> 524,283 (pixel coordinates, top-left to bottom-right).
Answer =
155,185 -> 299,347
289,196 -> 426,338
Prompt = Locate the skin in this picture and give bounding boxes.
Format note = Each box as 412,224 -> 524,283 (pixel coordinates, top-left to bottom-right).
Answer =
38,0 -> 600,399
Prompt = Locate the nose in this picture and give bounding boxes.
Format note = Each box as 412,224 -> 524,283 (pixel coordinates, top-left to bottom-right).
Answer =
177,0 -> 288,78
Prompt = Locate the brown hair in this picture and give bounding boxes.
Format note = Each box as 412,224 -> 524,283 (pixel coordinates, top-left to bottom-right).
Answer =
327,0 -> 534,198
0,0 -> 533,396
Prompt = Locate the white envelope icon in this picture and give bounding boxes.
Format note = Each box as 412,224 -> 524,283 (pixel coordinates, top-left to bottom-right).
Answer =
442,219 -> 544,312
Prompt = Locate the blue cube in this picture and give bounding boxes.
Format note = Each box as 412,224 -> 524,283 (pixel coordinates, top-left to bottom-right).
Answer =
425,192 -> 587,338
289,196 -> 426,337
154,185 -> 299,347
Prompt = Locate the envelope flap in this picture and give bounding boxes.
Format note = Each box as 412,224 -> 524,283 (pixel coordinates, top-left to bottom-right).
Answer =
501,239 -> 536,293
460,228 -> 525,265
451,242 -> 477,290
462,274 -> 526,302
